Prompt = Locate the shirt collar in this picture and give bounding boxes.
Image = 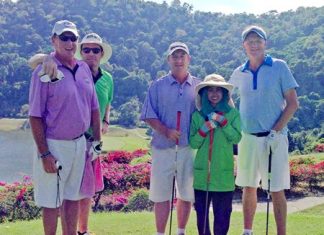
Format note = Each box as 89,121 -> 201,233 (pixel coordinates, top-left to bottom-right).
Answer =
93,67 -> 103,84
167,72 -> 193,85
241,54 -> 273,72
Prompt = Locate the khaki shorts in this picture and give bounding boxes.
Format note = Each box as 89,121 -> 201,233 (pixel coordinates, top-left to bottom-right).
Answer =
235,132 -> 290,192
33,136 -> 86,208
149,146 -> 195,203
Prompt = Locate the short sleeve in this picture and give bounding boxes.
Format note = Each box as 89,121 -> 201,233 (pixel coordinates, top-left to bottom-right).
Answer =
280,61 -> 299,93
140,82 -> 158,120
28,65 -> 47,117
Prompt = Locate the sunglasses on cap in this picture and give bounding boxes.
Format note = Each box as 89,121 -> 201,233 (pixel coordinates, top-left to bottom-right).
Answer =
82,47 -> 102,54
58,34 -> 78,42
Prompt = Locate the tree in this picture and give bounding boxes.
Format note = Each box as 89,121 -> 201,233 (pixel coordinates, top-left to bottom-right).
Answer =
117,97 -> 141,127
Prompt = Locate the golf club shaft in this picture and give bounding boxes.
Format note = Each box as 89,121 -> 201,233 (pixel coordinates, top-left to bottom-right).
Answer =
169,111 -> 181,235
266,147 -> 272,235
203,184 -> 209,235
203,129 -> 214,235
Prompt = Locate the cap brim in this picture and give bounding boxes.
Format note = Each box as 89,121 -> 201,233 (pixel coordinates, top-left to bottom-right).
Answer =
168,47 -> 189,56
55,28 -> 79,37
195,82 -> 233,94
243,29 -> 266,41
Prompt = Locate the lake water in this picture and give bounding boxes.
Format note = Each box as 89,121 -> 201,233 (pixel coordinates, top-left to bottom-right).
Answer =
0,130 -> 36,183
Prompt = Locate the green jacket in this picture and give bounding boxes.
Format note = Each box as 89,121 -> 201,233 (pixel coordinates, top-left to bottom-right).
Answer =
189,108 -> 241,192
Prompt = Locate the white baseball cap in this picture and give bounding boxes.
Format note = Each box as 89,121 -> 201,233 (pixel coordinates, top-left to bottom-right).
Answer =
52,20 -> 79,37
167,41 -> 190,56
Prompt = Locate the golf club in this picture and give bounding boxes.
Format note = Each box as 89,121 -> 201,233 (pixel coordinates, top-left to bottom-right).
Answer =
266,147 -> 272,235
203,129 -> 214,235
169,111 -> 181,235
56,160 -> 62,207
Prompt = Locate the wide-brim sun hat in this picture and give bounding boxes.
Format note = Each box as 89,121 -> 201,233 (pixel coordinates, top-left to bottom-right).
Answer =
75,33 -> 112,64
195,74 -> 233,110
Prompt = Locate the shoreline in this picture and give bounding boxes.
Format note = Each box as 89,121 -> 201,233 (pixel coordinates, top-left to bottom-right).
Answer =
0,118 -> 28,131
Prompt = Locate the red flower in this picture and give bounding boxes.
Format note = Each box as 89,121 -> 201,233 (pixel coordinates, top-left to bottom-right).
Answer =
16,187 -> 27,201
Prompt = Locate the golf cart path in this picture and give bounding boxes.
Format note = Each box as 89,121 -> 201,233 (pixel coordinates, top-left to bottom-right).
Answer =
232,195 -> 324,213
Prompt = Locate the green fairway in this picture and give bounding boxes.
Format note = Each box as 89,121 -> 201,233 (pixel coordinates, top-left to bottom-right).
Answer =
1,204 -> 323,235
102,125 -> 150,151
290,152 -> 324,162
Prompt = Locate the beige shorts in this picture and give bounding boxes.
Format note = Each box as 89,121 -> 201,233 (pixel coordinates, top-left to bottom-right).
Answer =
235,132 -> 290,192
33,136 -> 86,208
149,146 -> 195,203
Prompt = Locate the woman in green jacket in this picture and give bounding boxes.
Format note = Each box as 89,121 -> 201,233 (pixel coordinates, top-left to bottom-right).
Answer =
189,74 -> 241,235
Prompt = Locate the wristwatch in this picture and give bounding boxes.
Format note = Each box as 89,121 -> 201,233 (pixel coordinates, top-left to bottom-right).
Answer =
103,119 -> 109,125
40,150 -> 51,158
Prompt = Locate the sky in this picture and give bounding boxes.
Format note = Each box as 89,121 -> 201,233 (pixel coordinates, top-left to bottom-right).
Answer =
147,0 -> 324,15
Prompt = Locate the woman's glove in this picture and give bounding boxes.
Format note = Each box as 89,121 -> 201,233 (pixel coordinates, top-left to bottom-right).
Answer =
208,112 -> 227,127
198,120 -> 217,137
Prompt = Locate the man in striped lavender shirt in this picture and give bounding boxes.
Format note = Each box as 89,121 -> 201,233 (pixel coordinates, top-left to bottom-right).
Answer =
141,42 -> 201,235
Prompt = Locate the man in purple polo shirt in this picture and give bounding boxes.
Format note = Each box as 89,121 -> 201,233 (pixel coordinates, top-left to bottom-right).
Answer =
28,20 -> 101,235
141,42 -> 201,235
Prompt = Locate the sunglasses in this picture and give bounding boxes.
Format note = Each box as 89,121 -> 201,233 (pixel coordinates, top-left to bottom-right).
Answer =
82,47 -> 102,54
58,34 -> 78,42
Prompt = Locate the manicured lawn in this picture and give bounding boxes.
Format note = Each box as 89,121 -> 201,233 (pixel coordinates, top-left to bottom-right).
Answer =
290,152 -> 324,162
1,204 -> 323,235
102,125 -> 150,151
0,118 -> 25,131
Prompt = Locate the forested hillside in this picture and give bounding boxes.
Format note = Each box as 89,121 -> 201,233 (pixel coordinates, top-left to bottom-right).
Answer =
0,0 -> 323,152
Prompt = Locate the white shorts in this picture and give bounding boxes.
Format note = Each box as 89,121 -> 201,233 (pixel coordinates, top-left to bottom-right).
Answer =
33,136 -> 86,208
235,132 -> 290,192
149,146 -> 195,203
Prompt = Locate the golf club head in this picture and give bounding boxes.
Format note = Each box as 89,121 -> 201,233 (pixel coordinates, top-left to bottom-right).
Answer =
55,161 -> 62,170
39,70 -> 64,83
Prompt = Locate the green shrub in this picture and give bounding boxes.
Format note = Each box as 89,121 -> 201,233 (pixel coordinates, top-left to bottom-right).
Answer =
130,154 -> 151,165
123,189 -> 153,212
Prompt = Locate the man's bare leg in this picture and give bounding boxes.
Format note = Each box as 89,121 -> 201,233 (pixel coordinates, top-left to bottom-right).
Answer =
42,207 -> 59,235
61,199 -> 79,235
242,187 -> 257,230
78,198 -> 92,233
176,199 -> 191,230
272,190 -> 287,235
155,201 -> 170,233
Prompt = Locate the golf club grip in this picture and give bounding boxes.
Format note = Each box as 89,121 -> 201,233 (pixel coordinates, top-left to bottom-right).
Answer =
176,111 -> 181,145
268,147 -> 272,173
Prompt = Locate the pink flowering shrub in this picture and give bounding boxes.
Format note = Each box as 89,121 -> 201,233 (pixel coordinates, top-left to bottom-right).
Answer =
0,175 -> 40,223
105,149 -> 149,164
290,157 -> 324,189
315,143 -> 324,152
95,149 -> 151,211
96,191 -> 132,211
0,149 -> 322,221
101,161 -> 151,193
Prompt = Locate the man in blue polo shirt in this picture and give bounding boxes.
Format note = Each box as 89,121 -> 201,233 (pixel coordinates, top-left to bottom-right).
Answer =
229,25 -> 299,235
141,42 -> 200,235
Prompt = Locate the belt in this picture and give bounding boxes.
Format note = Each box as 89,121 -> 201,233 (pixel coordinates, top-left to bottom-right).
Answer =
250,131 -> 270,137
72,133 -> 84,140
84,132 -> 94,141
